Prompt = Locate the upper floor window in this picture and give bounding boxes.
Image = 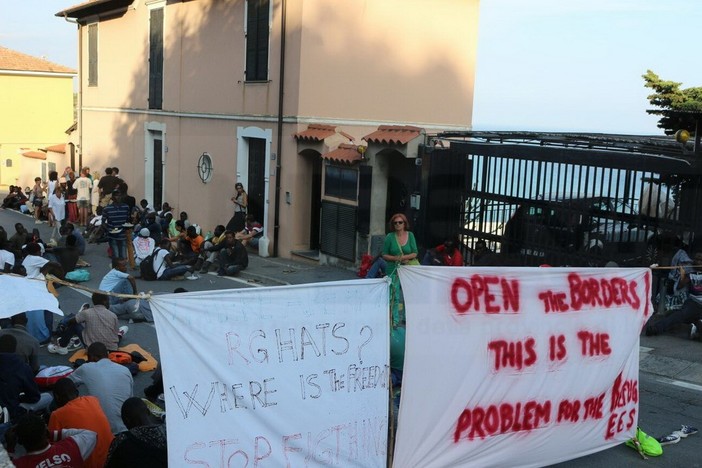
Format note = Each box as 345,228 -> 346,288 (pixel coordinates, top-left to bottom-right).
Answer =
325,164 -> 358,201
88,23 -> 98,86
149,8 -> 164,109
245,0 -> 270,82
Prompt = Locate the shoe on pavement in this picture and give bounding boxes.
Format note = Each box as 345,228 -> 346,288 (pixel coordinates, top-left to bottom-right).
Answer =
673,425 -> 698,438
118,325 -> 129,338
692,322 -> 701,341
66,337 -> 82,351
185,273 -> 199,280
48,343 -> 68,355
657,433 -> 681,445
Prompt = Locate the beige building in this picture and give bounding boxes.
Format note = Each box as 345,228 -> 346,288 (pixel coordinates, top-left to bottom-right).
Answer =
0,47 -> 75,189
57,0 -> 479,263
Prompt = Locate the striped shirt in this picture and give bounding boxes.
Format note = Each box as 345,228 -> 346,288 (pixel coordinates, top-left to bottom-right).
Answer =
102,203 -> 131,240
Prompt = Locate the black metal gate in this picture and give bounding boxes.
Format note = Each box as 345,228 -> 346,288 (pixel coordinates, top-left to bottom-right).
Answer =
424,133 -> 702,267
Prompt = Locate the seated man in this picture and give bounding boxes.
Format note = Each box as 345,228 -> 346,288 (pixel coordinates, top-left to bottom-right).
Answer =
49,378 -> 114,468
209,230 -> 248,276
99,258 -> 137,306
421,236 -> 464,266
70,342 -> 134,434
144,212 -> 163,245
237,214 -> 263,249
133,228 -> 156,266
7,414 -> 96,468
46,234 -> 80,273
0,313 -> 40,374
178,225 -> 204,265
21,242 -> 48,279
50,293 -> 127,354
647,250 -> 702,338
153,238 -> 198,281
196,224 -> 225,273
105,397 -> 167,466
0,335 -> 52,422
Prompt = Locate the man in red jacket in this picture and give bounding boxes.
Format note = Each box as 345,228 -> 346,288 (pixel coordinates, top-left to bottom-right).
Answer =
8,414 -> 96,468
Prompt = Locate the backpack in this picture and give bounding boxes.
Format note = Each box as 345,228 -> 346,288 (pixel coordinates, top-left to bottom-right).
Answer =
108,351 -> 133,365
139,248 -> 161,281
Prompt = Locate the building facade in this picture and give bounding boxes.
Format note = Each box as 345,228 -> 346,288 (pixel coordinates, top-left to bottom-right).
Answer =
0,47 -> 75,189
57,0 -> 479,262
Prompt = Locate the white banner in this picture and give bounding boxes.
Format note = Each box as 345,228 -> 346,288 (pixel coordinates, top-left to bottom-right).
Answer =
150,279 -> 390,467
394,266 -> 651,468
0,274 -> 63,318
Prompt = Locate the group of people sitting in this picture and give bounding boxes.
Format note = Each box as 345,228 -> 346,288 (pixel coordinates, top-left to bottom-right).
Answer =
0,297 -> 165,466
96,190 -> 262,280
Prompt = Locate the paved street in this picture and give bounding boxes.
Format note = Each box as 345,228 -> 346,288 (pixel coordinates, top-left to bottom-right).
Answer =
1,205 -> 701,465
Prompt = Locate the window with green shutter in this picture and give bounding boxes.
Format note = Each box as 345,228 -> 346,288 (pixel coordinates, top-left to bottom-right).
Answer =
245,0 -> 270,82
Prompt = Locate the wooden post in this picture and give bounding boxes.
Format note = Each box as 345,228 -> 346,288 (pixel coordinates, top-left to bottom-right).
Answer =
125,225 -> 136,269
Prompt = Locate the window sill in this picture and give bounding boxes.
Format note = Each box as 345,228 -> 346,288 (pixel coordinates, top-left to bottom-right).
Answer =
243,80 -> 271,85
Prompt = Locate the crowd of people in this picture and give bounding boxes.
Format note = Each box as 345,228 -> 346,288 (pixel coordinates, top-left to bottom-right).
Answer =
0,167 -> 268,465
1,167 -> 264,281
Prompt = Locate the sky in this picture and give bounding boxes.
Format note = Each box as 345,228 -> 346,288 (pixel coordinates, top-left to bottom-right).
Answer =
1,0 -> 700,136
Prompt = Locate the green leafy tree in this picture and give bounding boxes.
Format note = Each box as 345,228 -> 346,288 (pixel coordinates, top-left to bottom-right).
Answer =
643,70 -> 702,135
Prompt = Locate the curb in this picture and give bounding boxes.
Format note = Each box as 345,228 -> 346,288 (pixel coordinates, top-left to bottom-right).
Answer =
640,350 -> 702,388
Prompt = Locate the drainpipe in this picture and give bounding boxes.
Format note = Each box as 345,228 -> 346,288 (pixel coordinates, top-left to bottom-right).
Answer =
273,0 -> 287,257
63,14 -> 82,170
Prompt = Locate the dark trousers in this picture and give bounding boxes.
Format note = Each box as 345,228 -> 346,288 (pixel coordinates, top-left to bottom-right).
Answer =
650,297 -> 702,334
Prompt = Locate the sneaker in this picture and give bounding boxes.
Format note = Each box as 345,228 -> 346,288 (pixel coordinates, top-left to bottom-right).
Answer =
67,337 -> 82,351
692,323 -> 701,341
118,325 -> 129,338
657,433 -> 681,445
673,425 -> 698,438
48,343 -> 68,355
185,273 -> 199,281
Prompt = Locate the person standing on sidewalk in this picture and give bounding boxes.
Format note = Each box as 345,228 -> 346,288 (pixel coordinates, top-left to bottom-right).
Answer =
103,191 -> 131,259
30,177 -> 46,224
75,167 -> 93,227
226,183 -> 248,232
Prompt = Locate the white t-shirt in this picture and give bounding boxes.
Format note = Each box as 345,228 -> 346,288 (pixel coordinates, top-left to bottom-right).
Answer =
74,176 -> 93,201
0,249 -> 14,269
133,237 -> 156,263
48,194 -> 66,222
154,248 -> 169,279
22,255 -> 49,279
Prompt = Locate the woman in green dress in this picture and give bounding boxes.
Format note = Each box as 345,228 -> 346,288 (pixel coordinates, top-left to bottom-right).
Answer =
381,213 -> 418,372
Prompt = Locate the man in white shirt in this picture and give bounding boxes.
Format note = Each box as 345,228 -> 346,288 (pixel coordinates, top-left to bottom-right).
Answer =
74,168 -> 93,227
21,243 -> 48,279
69,342 -> 134,434
132,228 -> 155,266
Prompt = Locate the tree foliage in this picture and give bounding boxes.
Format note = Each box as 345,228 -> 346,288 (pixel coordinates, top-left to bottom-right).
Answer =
643,70 -> 702,135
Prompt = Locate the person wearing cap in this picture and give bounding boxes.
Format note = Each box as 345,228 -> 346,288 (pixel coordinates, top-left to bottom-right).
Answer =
102,190 -> 131,259
133,228 -> 155,266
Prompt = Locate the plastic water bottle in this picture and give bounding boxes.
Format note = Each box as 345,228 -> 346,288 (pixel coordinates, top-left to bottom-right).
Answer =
205,231 -> 213,241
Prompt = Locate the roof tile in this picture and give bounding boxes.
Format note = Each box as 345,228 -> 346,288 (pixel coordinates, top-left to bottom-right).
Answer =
0,46 -> 75,74
44,144 -> 67,153
22,151 -> 47,160
293,124 -> 337,142
322,144 -> 364,165
363,125 -> 423,145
